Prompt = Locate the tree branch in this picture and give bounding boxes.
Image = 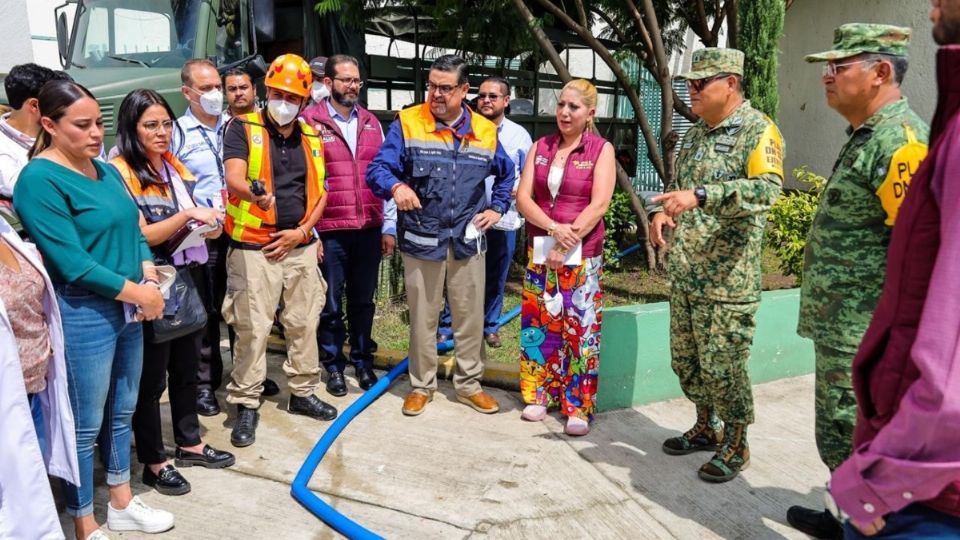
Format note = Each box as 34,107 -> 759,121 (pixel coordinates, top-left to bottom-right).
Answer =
509,0 -> 571,80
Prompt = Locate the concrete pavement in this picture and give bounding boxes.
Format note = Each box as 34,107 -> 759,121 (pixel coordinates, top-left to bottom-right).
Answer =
57,357 -> 826,539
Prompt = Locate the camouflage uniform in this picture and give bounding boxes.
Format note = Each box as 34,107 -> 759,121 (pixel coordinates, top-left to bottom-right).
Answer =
666,49 -> 785,427
802,24 -> 929,471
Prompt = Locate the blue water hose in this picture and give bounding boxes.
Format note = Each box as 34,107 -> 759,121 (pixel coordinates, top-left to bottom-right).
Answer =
290,243 -> 641,538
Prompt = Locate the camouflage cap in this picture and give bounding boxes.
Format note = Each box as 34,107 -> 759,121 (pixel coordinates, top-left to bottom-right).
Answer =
805,23 -> 911,62
676,48 -> 744,80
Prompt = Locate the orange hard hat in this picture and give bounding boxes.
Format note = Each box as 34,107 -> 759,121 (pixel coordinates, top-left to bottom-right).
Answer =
265,54 -> 312,97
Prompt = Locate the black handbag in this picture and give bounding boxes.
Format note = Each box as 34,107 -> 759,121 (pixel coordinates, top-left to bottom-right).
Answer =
149,265 -> 207,343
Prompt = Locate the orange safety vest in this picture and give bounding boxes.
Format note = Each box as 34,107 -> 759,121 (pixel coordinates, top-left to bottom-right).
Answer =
224,111 -> 326,245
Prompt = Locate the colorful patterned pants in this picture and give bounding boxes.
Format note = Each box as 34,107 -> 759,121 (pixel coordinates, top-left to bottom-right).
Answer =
520,250 -> 603,420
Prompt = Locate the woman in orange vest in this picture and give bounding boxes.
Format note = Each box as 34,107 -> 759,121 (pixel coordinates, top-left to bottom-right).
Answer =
110,89 -> 235,498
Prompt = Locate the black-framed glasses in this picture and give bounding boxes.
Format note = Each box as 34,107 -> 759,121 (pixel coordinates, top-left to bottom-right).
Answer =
476,93 -> 503,101
140,119 -> 174,133
687,73 -> 730,93
427,82 -> 460,96
333,77 -> 364,88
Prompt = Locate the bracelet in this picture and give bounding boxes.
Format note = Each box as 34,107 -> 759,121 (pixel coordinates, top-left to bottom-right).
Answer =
390,182 -> 407,195
144,278 -> 160,288
296,226 -> 309,241
547,221 -> 557,236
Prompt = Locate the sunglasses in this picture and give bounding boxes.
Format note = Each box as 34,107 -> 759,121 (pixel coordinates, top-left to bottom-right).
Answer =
687,74 -> 731,93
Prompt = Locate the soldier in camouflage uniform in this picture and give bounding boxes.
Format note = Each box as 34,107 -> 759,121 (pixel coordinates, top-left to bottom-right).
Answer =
651,48 -> 784,483
787,24 -> 929,539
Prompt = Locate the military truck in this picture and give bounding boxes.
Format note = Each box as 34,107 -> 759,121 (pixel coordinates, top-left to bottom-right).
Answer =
3,0 -> 638,156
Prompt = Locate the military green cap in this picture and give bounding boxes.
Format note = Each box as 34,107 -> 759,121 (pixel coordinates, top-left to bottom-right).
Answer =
805,23 -> 911,62
676,48 -> 744,80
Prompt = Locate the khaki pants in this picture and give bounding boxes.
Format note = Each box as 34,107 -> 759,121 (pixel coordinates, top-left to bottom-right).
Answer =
222,242 -> 326,408
403,246 -> 485,396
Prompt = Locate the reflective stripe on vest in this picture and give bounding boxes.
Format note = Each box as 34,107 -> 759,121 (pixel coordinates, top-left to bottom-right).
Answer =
225,112 -> 326,244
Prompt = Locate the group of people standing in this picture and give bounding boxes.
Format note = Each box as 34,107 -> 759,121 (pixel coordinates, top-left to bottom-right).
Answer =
0,49 -> 615,539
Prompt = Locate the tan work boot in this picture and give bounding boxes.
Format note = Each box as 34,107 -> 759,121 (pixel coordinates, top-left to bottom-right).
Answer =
699,423 -> 750,483
662,405 -> 723,455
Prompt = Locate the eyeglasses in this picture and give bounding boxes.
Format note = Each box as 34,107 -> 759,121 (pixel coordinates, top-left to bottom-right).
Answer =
333,77 -> 364,88
476,93 -> 503,101
822,59 -> 879,78
686,74 -> 730,93
427,82 -> 461,96
140,119 -> 174,133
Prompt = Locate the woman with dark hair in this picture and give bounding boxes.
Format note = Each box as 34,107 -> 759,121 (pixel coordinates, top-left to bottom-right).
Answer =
14,80 -> 172,538
516,79 -> 616,436
109,89 -> 233,497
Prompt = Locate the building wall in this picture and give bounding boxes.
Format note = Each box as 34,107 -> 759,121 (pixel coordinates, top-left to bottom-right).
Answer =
0,2 -> 35,72
777,0 -> 936,186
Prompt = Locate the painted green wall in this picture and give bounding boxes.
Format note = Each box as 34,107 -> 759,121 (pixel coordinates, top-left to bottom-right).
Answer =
597,288 -> 814,411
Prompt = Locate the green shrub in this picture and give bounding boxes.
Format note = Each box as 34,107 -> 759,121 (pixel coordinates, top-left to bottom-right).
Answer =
603,189 -> 636,269
765,166 -> 826,283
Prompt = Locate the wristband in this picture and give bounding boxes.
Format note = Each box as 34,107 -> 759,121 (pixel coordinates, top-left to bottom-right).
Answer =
144,278 -> 160,288
390,182 -> 407,195
547,222 -> 557,236
297,226 -> 309,241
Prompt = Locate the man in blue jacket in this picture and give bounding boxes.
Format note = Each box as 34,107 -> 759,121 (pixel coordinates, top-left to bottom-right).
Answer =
367,54 -> 514,416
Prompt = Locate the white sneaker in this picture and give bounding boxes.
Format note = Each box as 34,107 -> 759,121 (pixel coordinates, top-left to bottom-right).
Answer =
107,495 -> 174,533
85,530 -> 112,540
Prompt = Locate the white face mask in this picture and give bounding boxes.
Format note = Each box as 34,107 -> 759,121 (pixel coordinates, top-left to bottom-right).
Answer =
189,87 -> 223,116
311,81 -> 330,102
267,99 -> 299,126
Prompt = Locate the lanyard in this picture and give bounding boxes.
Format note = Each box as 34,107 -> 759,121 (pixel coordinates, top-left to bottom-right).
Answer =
195,125 -> 224,181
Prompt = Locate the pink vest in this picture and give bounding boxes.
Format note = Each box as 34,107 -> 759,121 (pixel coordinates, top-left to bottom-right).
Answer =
303,102 -> 384,232
527,131 -> 607,257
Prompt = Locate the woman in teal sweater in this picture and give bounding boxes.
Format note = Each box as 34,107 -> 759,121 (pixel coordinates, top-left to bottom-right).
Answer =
14,80 -> 172,540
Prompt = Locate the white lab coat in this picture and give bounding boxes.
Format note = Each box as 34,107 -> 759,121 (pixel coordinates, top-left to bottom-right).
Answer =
0,220 -> 79,540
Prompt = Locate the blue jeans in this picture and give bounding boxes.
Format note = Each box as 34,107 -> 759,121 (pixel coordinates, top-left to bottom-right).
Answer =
439,229 -> 516,336
318,227 -> 382,372
844,503 -> 960,539
56,285 -> 144,518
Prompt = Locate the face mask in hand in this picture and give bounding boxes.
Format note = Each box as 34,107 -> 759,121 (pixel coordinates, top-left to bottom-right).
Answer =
311,82 -> 330,102
268,99 -> 300,126
190,88 -> 223,116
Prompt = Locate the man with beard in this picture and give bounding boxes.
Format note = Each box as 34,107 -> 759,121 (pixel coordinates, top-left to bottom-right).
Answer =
437,77 -> 532,348
824,0 -> 960,537
223,68 -> 258,118
221,54 -> 337,447
367,54 -> 515,416
300,55 -> 396,396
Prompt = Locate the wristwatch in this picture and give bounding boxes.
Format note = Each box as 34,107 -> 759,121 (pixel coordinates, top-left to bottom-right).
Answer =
489,203 -> 506,215
694,186 -> 707,207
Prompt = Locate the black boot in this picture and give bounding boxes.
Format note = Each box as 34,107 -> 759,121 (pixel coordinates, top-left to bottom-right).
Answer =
662,405 -> 723,455
288,394 -> 338,421
231,405 -> 259,448
699,423 -> 750,483
325,371 -> 347,397
786,506 -> 843,539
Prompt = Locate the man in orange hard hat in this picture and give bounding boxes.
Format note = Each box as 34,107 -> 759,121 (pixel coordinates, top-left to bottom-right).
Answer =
221,54 -> 337,447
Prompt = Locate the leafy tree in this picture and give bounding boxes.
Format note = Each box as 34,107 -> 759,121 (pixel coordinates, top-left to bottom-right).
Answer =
738,0 -> 785,118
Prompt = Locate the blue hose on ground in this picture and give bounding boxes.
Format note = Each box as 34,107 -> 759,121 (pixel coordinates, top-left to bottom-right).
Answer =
291,243 -> 641,538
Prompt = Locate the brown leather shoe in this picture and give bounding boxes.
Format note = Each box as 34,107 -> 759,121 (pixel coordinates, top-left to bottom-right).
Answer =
484,332 -> 502,348
457,391 -> 500,414
401,391 -> 433,416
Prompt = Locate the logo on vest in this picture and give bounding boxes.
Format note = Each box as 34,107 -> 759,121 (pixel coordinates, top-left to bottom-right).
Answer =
312,149 -> 322,158
252,134 -> 263,145
322,135 -> 336,144
535,155 -> 549,166
572,160 -> 593,170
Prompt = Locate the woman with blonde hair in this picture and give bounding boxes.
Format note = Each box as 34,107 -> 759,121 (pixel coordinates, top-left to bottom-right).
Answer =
516,79 -> 616,436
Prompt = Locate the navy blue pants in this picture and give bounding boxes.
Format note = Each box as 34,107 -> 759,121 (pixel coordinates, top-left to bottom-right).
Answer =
844,503 -> 960,539
439,229 -> 516,337
318,227 -> 382,372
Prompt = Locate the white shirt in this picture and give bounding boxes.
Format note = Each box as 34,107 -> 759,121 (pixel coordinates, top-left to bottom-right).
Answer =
0,113 -> 35,198
485,117 -> 533,231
